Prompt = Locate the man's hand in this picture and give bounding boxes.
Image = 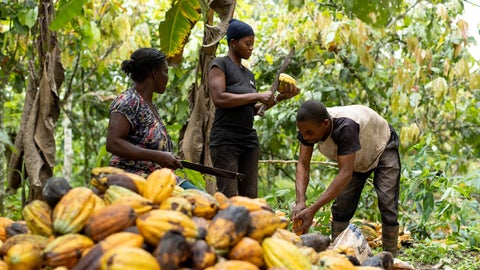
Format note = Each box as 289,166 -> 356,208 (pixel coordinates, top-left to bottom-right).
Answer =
291,201 -> 306,219
292,206 -> 316,235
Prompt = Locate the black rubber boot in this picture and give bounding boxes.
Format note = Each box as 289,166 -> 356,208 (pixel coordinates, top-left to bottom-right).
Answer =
382,224 -> 399,257
331,221 -> 349,242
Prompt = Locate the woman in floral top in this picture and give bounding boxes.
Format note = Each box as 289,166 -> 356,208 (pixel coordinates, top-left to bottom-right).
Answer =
106,48 -> 197,189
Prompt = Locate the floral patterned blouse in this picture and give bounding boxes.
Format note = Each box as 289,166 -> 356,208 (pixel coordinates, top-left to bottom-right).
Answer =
108,88 -> 173,175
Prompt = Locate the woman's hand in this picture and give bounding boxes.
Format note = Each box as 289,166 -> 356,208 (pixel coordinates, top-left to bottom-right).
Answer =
276,84 -> 300,102
155,151 -> 182,170
257,91 -> 275,106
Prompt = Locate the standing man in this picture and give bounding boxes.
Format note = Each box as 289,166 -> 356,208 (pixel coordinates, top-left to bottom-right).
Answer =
291,100 -> 401,256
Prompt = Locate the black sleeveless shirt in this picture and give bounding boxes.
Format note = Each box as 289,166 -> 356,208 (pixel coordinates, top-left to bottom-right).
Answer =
209,56 -> 258,148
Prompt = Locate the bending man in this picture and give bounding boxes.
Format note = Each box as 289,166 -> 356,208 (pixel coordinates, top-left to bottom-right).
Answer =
292,100 -> 401,256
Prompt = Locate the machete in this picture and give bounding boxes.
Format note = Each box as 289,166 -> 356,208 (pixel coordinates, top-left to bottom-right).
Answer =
180,160 -> 245,181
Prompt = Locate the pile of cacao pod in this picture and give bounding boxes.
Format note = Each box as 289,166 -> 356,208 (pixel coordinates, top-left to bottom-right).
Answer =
0,167 -> 392,270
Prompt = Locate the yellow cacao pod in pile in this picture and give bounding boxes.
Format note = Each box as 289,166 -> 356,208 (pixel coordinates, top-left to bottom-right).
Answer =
52,187 -> 97,235
213,191 -> 229,208
136,209 -> 200,246
2,235 -> 49,270
181,189 -> 219,219
143,168 -> 176,204
43,233 -> 95,269
0,234 -> 48,256
262,237 -> 312,270
278,73 -> 297,93
228,237 -> 264,268
92,193 -> 106,214
0,260 -> 7,270
72,232 -> 144,270
90,166 -> 126,193
99,246 -> 160,270
111,195 -> 156,215
271,228 -> 303,245
246,209 -> 289,242
206,259 -> 260,270
225,196 -> 273,212
104,172 -> 147,195
22,199 -> 53,237
104,185 -> 144,205
0,217 -> 14,242
4,241 -> 47,270
206,205 -> 251,251
315,251 -> 356,270
159,195 -> 193,216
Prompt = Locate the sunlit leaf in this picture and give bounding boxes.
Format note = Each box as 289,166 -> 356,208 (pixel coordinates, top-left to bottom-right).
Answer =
49,0 -> 89,31
159,0 -> 201,66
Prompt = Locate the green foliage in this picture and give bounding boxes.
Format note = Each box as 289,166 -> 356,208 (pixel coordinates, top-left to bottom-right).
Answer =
175,167 -> 207,190
159,0 -> 201,62
401,241 -> 480,269
0,130 -> 15,154
49,0 -> 89,31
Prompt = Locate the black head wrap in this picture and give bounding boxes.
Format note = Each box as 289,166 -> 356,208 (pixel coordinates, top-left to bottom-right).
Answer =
226,19 -> 255,42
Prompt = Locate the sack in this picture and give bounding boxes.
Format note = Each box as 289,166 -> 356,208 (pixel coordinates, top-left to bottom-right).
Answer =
331,223 -> 372,263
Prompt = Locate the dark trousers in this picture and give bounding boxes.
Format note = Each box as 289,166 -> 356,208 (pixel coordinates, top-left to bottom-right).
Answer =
331,127 -> 401,226
210,145 -> 259,198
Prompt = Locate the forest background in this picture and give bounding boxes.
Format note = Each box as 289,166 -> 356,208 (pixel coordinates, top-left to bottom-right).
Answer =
1,0 -> 479,268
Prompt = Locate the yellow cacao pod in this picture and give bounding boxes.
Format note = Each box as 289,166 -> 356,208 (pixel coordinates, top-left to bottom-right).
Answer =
43,233 -> 95,269
4,241 -> 48,270
0,217 -> 14,242
278,73 -> 297,93
22,199 -> 53,237
136,209 -> 200,246
52,187 -> 97,235
210,260 -> 259,270
262,237 -> 312,270
228,237 -> 264,267
111,195 -> 156,215
206,205 -> 250,251
181,189 -> 219,219
225,196 -> 273,212
143,168 -> 176,204
247,209 -> 289,242
99,246 -> 160,270
159,196 -> 193,216
73,232 -> 144,270
104,172 -> 147,195
316,250 -> 356,270
0,234 -> 49,257
104,185 -> 144,205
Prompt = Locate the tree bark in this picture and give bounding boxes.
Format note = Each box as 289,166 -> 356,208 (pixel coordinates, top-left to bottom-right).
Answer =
7,0 -> 64,202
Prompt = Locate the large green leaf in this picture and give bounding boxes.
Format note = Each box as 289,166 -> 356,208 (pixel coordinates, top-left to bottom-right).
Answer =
49,0 -> 89,31
159,0 -> 201,65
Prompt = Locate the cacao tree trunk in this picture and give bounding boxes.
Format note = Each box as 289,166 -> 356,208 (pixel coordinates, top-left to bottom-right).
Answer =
7,0 -> 64,202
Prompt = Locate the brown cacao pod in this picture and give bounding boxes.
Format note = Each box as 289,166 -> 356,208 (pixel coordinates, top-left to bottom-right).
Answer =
83,204 -> 137,242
